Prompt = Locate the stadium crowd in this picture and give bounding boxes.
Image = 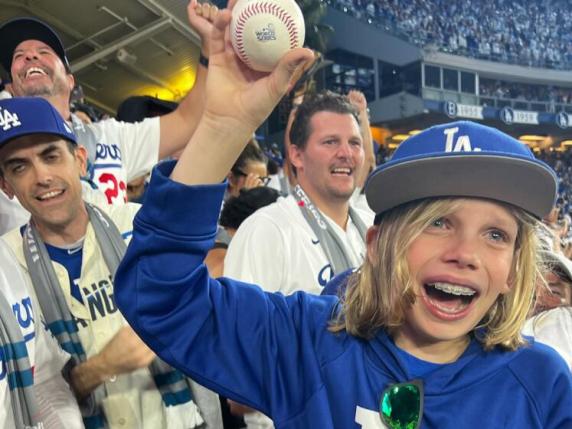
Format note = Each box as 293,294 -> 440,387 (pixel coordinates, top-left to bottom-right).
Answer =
329,0 -> 572,70
0,1 -> 571,429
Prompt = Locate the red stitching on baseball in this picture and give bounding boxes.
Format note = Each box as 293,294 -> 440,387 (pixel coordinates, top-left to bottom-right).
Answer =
234,0 -> 301,68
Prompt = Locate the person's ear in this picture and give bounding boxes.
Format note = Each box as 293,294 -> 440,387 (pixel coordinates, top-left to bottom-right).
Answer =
288,144 -> 303,171
0,175 -> 15,199
67,73 -> 75,94
75,145 -> 88,176
366,225 -> 380,265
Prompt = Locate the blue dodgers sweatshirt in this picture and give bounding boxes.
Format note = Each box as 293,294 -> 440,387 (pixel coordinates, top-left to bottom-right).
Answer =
115,161 -> 572,429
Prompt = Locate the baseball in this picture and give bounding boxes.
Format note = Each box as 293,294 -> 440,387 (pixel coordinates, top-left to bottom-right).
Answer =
230,0 -> 305,72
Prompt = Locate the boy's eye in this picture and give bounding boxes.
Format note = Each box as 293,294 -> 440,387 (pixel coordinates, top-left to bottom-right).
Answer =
431,218 -> 446,228
488,229 -> 508,242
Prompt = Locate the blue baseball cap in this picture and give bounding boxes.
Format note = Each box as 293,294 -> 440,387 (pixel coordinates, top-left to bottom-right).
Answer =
365,121 -> 557,219
0,97 -> 76,149
0,17 -> 70,73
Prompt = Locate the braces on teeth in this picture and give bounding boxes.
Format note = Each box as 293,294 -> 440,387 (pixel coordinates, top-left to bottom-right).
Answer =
429,282 -> 476,296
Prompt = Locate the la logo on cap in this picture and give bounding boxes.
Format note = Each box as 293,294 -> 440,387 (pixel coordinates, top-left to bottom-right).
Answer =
444,127 -> 481,153
0,106 -> 21,131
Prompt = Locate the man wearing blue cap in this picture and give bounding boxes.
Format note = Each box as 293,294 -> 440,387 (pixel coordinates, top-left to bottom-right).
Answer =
0,97 -> 216,428
112,7 -> 572,428
0,1 -> 215,231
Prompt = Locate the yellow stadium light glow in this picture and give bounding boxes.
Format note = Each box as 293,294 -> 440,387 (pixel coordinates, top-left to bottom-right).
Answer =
392,134 -> 410,142
561,140 -> 572,146
519,135 -> 546,142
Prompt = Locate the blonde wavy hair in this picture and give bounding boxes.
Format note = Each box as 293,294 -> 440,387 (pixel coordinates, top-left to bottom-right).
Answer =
329,197 -> 541,351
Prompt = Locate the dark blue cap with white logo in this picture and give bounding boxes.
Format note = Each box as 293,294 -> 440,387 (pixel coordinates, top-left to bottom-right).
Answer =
0,97 -> 76,148
365,121 -> 557,218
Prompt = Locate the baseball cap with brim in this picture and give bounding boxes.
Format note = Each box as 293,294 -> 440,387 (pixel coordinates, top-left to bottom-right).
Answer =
0,97 -> 76,149
365,121 -> 557,219
0,17 -> 70,73
542,250 -> 572,284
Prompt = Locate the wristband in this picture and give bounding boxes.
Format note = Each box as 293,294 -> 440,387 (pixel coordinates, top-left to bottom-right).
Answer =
199,53 -> 209,68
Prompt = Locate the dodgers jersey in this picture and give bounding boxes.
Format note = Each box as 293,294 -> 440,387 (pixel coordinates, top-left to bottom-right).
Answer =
224,194 -> 374,296
73,116 -> 160,206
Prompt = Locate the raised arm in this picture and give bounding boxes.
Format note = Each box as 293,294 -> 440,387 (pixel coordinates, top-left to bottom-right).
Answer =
157,0 -> 217,159
347,90 -> 375,188
170,0 -> 314,185
114,1 -> 316,421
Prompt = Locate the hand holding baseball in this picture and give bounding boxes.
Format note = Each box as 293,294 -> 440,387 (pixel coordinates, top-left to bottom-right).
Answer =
170,0 -> 314,186
230,0 -> 306,72
202,0 -> 314,133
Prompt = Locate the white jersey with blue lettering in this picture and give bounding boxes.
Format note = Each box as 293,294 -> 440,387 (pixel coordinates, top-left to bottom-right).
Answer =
82,117 -> 160,206
224,194 -> 374,297
0,239 -> 83,429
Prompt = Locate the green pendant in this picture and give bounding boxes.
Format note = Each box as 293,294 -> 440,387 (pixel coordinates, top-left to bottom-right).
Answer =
380,381 -> 422,429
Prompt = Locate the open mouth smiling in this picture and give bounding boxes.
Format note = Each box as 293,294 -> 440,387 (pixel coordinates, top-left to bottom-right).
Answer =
423,282 -> 479,316
331,167 -> 353,176
24,67 -> 48,79
36,189 -> 64,201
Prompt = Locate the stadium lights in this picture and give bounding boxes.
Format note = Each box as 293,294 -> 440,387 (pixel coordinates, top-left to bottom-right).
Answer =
391,134 -> 410,141
519,135 -> 546,142
561,140 -> 572,146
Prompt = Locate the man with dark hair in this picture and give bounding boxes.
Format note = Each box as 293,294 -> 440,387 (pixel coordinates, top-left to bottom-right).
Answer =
225,90 -> 373,297
0,1 -> 213,217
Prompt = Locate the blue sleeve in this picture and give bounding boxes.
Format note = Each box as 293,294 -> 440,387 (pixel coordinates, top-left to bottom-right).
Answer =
114,161 -> 334,424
